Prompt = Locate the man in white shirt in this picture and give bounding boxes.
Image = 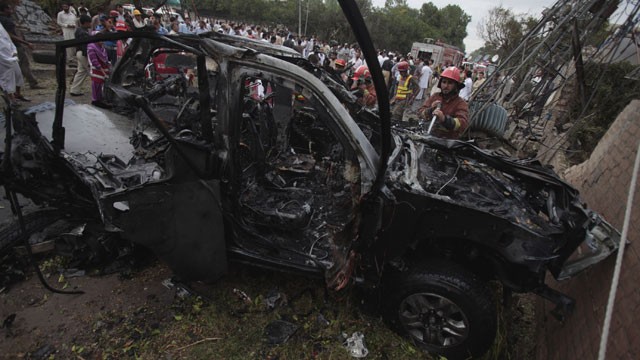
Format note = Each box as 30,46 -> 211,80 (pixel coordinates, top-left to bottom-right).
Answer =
413,59 -> 433,110
0,21 -> 25,106
194,20 -> 209,35
351,48 -> 363,69
459,70 -> 473,101
57,3 -> 77,66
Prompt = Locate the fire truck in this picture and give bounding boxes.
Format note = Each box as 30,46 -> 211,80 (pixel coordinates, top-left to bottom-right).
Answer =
410,38 -> 465,66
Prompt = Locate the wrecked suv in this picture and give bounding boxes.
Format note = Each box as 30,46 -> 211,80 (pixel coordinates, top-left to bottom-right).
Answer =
0,8 -> 621,359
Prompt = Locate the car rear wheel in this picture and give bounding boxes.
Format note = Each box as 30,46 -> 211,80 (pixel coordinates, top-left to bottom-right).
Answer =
384,260 -> 497,359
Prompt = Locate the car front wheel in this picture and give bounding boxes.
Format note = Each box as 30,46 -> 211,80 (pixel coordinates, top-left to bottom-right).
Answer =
384,260 -> 497,359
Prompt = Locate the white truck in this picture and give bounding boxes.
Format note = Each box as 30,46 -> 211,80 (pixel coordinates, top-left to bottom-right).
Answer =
410,38 -> 464,66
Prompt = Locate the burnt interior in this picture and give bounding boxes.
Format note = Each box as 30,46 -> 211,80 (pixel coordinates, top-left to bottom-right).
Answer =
234,74 -> 361,270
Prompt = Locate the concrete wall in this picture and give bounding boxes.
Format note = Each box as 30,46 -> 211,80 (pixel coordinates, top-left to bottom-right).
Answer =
535,100 -> 640,359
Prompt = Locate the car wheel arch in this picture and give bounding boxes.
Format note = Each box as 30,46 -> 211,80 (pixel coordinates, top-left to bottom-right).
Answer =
381,259 -> 498,359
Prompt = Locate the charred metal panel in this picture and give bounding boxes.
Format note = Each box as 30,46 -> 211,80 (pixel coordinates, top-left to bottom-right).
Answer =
387,135 -> 579,235
101,180 -> 226,282
36,104 -> 135,162
556,217 -> 620,280
378,190 -> 557,272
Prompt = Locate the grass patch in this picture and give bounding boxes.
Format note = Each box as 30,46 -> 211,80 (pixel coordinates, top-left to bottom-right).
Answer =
135,266 -> 429,359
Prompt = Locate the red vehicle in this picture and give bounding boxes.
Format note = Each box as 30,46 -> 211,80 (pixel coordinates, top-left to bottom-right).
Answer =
411,38 -> 464,66
145,49 -> 196,81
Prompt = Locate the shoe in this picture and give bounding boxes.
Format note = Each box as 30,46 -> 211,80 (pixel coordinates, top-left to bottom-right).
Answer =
70,92 -> 84,96
15,95 -> 31,102
91,100 -> 112,109
30,84 -> 44,90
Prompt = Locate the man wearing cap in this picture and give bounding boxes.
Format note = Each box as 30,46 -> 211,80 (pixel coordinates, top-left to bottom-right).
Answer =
132,9 -> 145,30
57,3 -> 77,67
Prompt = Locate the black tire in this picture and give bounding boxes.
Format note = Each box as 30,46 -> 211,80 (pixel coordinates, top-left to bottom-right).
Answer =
383,260 -> 497,359
32,50 -> 57,65
0,210 -> 64,254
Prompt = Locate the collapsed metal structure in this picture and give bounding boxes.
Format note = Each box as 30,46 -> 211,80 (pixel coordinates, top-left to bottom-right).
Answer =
468,0 -> 640,163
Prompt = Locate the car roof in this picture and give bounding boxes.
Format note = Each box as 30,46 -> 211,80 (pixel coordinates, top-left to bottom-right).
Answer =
202,31 -> 302,58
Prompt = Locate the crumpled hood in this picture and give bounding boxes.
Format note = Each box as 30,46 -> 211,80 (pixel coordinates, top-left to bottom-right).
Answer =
385,132 -> 583,235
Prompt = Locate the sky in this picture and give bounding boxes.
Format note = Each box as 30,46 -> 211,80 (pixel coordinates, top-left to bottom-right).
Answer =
371,0 -> 558,53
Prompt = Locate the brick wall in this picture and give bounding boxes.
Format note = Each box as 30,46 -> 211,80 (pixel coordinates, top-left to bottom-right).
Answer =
535,100 -> 640,360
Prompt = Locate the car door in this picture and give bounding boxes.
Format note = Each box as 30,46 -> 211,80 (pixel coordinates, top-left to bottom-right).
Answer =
222,58 -> 379,288
90,43 -> 227,283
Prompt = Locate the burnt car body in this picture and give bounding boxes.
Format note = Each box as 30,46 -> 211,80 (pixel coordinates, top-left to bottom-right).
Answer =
0,8 -> 620,359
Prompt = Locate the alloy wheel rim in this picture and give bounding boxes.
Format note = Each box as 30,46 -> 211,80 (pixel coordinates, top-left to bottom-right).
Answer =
398,292 -> 469,347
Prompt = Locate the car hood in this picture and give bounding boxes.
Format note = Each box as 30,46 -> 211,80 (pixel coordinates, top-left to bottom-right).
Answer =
385,132 -> 581,236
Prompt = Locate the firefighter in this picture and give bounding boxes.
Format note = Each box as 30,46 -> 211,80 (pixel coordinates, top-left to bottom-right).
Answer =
333,58 -> 349,84
390,61 -> 419,122
352,66 -> 376,109
418,66 -> 469,139
350,65 -> 369,89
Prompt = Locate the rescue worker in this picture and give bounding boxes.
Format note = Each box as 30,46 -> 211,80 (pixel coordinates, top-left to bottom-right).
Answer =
418,66 -> 469,139
350,65 -> 369,89
334,58 -> 349,85
390,61 -> 418,122
352,66 -> 376,108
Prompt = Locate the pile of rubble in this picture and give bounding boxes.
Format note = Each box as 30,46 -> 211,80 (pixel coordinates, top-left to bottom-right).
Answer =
14,0 -> 62,42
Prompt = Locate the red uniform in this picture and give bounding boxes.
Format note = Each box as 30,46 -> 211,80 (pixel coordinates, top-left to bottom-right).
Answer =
420,93 -> 469,139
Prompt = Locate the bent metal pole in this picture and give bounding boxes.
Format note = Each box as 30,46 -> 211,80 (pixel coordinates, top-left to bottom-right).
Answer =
598,140 -> 640,360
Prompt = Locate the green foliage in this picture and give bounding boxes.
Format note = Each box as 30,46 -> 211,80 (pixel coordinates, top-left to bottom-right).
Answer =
437,5 -> 470,48
477,6 -> 534,59
567,61 -> 640,163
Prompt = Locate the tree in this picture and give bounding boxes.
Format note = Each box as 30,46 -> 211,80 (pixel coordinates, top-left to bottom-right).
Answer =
437,5 -> 469,48
419,2 -> 440,27
369,4 -> 427,53
477,6 -> 528,58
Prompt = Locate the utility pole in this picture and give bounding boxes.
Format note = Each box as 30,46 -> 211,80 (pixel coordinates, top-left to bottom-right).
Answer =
304,0 -> 309,36
298,0 -> 302,36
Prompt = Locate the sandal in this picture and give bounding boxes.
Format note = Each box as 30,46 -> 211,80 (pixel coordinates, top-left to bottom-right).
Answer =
15,95 -> 31,102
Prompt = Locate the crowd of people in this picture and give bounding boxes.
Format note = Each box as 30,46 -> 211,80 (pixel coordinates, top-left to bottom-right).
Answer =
0,1 -> 500,139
